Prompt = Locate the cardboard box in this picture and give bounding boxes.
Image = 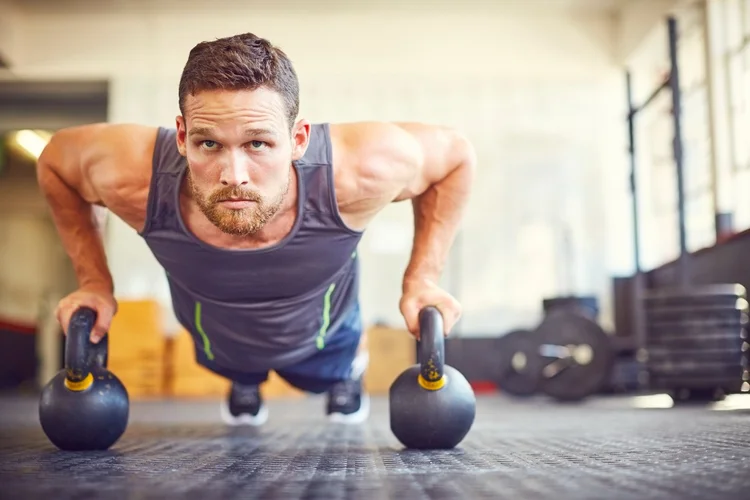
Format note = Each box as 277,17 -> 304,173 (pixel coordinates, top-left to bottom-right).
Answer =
104,302 -> 417,400
168,329 -> 305,400
107,300 -> 166,399
362,326 -> 415,394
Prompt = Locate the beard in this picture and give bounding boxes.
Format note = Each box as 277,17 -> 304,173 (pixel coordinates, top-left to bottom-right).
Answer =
186,166 -> 289,236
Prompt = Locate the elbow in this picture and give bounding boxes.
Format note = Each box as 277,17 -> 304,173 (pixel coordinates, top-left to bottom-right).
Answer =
451,131 -> 477,187
36,144 -> 54,187
35,131 -> 69,194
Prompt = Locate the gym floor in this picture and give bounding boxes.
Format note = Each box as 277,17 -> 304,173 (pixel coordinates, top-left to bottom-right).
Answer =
2,393 -> 750,499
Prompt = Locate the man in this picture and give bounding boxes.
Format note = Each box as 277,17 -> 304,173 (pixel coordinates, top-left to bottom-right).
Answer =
36,33 -> 475,425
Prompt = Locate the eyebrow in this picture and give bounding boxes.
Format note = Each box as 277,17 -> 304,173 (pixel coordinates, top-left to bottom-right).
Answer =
188,127 -> 277,138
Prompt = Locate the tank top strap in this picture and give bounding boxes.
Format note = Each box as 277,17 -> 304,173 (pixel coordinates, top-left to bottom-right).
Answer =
139,127 -> 184,237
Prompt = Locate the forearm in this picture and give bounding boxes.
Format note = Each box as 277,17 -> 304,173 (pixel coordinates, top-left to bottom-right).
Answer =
403,154 -> 474,290
37,161 -> 113,293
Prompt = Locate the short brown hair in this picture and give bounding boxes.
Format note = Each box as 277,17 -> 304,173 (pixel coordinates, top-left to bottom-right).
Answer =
178,33 -> 299,128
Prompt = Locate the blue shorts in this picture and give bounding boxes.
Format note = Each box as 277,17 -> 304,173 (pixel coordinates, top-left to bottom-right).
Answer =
198,302 -> 364,394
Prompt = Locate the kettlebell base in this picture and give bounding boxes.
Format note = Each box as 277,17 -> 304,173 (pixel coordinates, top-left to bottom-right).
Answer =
389,365 -> 476,450
39,368 -> 130,452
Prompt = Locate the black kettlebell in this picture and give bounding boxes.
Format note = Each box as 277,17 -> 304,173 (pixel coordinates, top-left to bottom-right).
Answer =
39,306 -> 129,451
389,306 -> 476,449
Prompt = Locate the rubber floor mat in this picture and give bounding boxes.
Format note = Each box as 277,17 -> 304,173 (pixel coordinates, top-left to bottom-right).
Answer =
2,394 -> 750,499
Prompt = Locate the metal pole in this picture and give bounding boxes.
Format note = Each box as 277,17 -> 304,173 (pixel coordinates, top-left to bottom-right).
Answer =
626,71 -> 642,274
667,16 -> 690,287
626,70 -> 648,357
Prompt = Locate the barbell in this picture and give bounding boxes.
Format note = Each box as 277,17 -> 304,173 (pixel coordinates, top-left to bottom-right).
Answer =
497,309 -> 615,402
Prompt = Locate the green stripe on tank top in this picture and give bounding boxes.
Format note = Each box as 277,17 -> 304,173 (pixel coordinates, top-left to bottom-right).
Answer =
316,283 -> 337,350
194,302 -> 215,361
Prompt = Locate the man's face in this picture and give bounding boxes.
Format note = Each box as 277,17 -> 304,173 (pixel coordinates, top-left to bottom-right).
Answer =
176,87 -> 309,236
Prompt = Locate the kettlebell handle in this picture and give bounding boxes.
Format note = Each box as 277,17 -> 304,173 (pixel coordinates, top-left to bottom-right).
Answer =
64,307 -> 98,391
417,306 -> 446,391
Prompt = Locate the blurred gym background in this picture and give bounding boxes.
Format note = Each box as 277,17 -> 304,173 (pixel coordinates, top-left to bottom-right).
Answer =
0,0 -> 747,402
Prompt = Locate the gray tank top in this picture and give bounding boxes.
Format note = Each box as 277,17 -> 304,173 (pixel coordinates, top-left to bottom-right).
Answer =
139,124 -> 364,371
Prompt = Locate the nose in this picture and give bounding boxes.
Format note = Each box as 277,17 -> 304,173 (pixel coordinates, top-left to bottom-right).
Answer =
220,152 -> 250,186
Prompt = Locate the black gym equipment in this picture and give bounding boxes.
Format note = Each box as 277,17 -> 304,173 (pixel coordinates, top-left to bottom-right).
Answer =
542,295 -> 599,321
623,16 -> 749,402
643,284 -> 749,402
535,310 -> 615,402
495,329 -> 543,397
497,309 -> 614,402
38,307 -> 129,451
389,306 -> 476,450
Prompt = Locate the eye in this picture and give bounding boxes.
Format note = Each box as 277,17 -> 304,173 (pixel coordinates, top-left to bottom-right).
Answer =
249,140 -> 268,150
200,140 -> 218,150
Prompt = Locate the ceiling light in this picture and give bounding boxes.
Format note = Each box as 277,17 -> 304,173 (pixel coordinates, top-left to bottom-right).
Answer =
14,129 -> 51,159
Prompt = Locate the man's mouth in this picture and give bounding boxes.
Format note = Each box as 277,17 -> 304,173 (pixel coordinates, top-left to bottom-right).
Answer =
219,199 -> 254,208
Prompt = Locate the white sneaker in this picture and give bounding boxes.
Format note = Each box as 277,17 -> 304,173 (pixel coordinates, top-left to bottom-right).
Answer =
220,382 -> 269,426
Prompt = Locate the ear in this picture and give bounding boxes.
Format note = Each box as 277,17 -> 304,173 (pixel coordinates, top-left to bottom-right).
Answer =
291,118 -> 311,161
175,115 -> 187,156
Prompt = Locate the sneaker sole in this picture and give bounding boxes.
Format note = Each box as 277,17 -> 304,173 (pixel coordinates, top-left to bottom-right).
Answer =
327,394 -> 370,424
220,400 -> 269,426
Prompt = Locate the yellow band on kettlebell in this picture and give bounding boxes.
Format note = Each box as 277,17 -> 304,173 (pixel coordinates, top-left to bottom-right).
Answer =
418,374 -> 447,391
65,372 -> 94,392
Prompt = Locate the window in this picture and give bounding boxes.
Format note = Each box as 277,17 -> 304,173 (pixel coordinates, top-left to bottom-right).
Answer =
723,0 -> 750,228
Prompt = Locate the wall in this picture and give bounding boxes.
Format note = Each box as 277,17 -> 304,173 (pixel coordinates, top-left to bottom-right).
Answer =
619,0 -> 750,277
0,0 -> 23,67
4,0 -> 656,336
616,0 -> 684,61
720,0 -> 750,229
0,150 -> 74,326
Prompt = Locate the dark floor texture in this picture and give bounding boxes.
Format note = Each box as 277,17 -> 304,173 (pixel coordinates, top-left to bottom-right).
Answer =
2,393 -> 750,499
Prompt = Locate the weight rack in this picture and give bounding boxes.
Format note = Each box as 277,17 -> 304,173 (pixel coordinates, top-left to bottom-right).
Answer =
626,16 -> 750,399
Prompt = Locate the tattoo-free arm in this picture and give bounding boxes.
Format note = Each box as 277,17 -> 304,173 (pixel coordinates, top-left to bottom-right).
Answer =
394,123 -> 476,292
36,123 -> 155,292
36,126 -> 115,293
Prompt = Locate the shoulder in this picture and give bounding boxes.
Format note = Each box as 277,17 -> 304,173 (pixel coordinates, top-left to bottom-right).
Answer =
44,123 -> 159,185
329,121 -> 473,180
42,123 -> 161,231
327,121 -> 474,205
329,121 -> 424,175
327,122 -> 424,211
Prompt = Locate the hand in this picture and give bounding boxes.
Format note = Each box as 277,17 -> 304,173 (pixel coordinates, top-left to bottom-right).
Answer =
55,286 -> 118,343
399,278 -> 462,339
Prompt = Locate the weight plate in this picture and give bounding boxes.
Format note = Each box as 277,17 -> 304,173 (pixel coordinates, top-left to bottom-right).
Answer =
648,359 -> 746,378
643,283 -> 747,305
649,373 -> 746,393
534,311 -> 614,402
647,333 -> 746,351
648,326 -> 746,340
646,311 -> 748,329
645,300 -> 747,315
646,346 -> 748,362
496,329 -> 543,397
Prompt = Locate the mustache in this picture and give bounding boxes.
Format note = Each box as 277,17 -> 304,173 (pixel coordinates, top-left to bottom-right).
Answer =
209,187 -> 262,203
